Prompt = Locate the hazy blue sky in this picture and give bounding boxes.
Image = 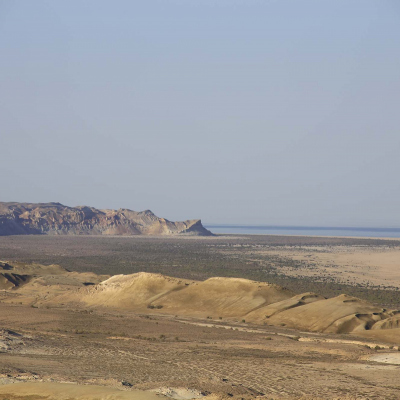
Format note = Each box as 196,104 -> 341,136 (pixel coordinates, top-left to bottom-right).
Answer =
1,0 -> 400,226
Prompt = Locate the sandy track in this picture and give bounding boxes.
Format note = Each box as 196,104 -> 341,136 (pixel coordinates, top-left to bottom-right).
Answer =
0,382 -> 161,400
1,305 -> 400,399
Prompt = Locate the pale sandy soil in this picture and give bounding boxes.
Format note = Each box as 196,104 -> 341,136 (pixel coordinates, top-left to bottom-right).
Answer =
1,304 -> 400,399
255,245 -> 400,288
0,382 -> 162,400
367,353 -> 400,364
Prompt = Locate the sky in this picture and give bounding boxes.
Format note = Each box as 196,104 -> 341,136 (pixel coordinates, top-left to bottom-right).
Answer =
1,0 -> 400,227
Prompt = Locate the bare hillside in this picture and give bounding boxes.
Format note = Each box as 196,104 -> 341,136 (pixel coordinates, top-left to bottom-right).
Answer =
2,261 -> 399,340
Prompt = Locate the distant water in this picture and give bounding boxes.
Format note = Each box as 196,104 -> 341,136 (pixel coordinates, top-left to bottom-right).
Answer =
204,225 -> 400,238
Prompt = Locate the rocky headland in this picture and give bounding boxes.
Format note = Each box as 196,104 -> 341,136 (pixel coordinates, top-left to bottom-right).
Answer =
0,202 -> 212,236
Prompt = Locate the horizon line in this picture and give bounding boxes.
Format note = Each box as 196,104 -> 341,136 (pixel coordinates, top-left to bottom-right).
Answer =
204,224 -> 400,232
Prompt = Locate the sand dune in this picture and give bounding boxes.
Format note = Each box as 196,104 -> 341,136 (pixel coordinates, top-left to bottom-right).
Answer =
79,272 -> 193,310
151,276 -> 293,318
2,262 -> 399,340
245,292 -> 325,323
0,272 -> 30,290
0,260 -> 108,306
75,273 -> 292,318
0,260 -> 106,285
72,273 -> 399,336
371,313 -> 400,329
265,294 -> 391,333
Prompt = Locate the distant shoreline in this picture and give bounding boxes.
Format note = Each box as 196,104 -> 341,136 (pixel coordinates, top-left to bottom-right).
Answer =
211,233 -> 400,241
205,224 -> 400,239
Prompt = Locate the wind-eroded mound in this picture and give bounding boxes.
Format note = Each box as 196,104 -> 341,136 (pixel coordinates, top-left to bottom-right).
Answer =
76,273 -> 293,317
46,273 -> 400,337
0,272 -> 30,289
265,294 -> 394,333
245,292 -> 325,323
371,313 -> 400,330
78,272 -> 193,310
3,263 -> 400,340
0,261 -> 107,305
0,202 -> 212,236
151,277 -> 293,318
0,261 -> 30,289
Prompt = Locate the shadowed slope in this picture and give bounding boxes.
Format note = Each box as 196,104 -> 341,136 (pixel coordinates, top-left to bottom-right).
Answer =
0,260 -> 107,305
0,262 -> 31,289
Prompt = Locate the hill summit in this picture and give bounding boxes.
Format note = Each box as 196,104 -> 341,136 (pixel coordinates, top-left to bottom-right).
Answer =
0,202 -> 212,236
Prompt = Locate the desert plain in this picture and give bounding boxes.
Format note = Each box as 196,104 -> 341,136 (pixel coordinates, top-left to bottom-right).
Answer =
0,234 -> 399,399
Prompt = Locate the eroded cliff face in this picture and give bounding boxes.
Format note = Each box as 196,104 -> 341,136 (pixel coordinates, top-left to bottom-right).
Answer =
0,202 -> 212,236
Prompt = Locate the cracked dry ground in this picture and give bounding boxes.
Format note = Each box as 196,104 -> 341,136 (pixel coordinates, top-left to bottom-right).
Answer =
0,304 -> 399,399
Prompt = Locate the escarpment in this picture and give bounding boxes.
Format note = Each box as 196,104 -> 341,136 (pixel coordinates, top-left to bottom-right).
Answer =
0,202 -> 212,236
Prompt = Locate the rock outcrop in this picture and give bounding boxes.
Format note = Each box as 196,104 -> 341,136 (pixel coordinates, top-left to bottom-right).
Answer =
0,202 -> 212,236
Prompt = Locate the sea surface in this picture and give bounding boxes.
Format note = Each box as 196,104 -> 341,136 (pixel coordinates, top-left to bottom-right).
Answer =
204,225 -> 400,238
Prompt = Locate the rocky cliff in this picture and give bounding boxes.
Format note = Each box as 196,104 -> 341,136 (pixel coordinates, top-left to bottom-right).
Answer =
0,202 -> 212,236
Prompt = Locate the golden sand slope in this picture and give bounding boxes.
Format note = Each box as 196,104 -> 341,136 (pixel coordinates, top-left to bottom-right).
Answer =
78,272 -> 193,310
76,273 -> 397,335
3,262 -> 400,339
371,313 -> 400,329
265,294 -> 392,333
245,292 -> 325,323
75,273 -> 293,318
0,382 -> 161,400
0,261 -> 108,306
150,276 -> 293,318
